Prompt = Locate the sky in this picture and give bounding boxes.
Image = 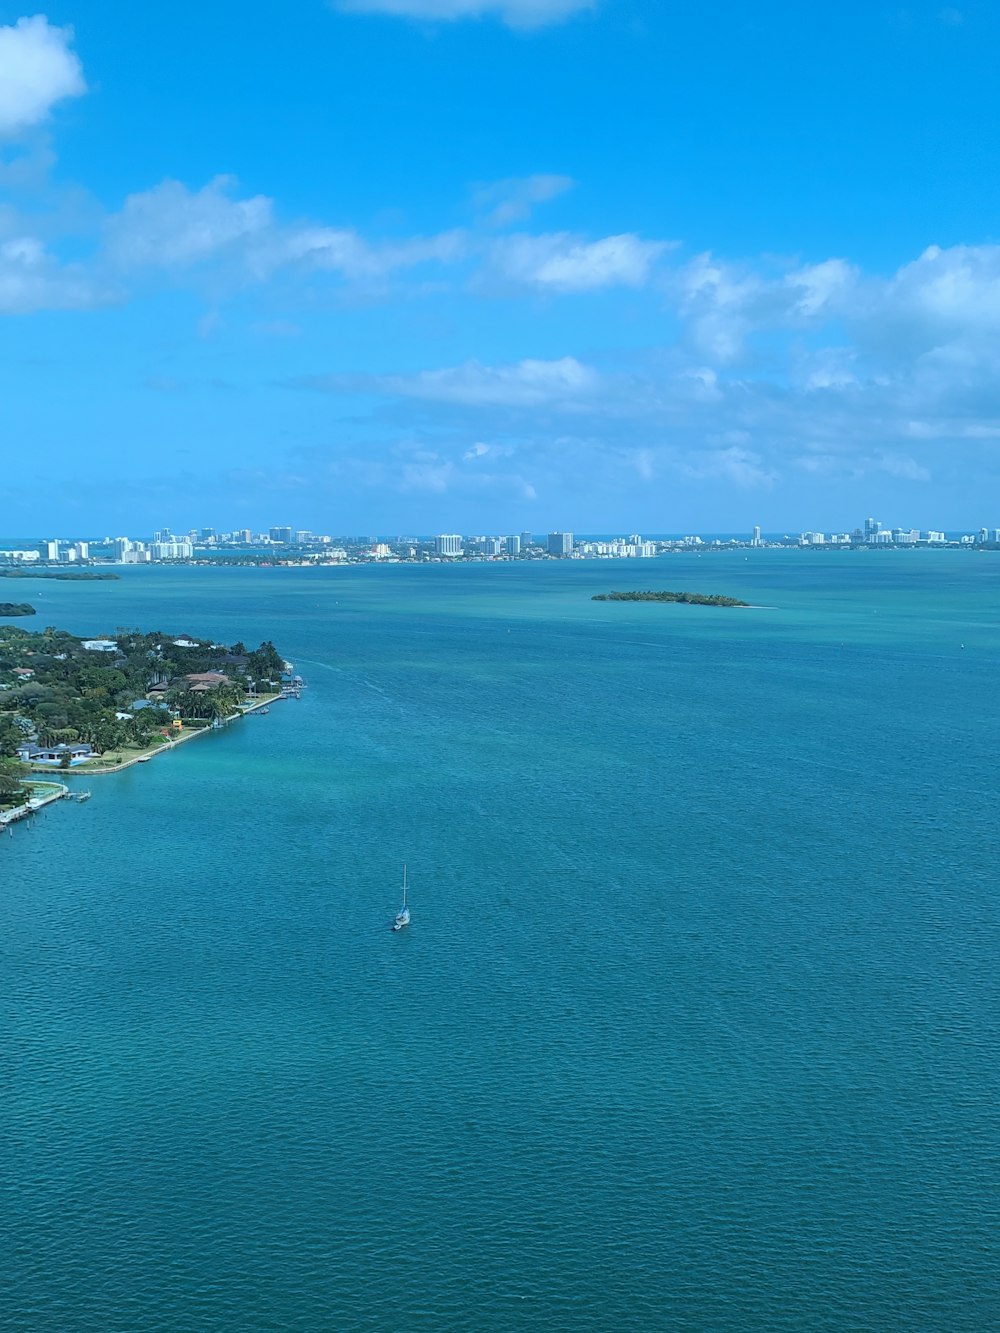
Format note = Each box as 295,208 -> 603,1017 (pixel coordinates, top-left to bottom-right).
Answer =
2,0 -> 1000,536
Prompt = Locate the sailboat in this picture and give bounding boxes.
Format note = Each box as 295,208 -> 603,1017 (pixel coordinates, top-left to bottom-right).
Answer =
393,865 -> 411,931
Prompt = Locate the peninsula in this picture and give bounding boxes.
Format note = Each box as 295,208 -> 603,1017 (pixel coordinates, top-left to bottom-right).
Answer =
0,625 -> 287,808
592,590 -> 750,607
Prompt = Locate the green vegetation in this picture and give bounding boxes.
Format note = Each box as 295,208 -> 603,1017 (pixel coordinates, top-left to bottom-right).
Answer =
592,590 -> 750,607
0,569 -> 119,581
0,626 -> 286,770
0,603 -> 35,616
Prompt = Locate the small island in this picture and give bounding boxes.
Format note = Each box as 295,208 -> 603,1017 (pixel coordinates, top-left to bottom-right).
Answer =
0,569 -> 119,581
592,590 -> 750,607
0,603 -> 36,617
1,625 -> 289,812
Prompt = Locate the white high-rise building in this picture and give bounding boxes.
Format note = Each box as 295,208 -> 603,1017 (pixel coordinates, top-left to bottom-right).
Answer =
435,534 -> 463,556
505,535 -> 521,556
751,525 -> 762,546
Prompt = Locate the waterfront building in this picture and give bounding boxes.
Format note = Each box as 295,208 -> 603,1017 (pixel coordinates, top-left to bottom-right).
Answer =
112,537 -> 132,561
547,531 -> 574,557
751,525 -> 762,546
506,535 -> 521,556
269,526 -> 293,543
149,540 -> 193,560
864,517 -> 881,540
41,540 -> 59,561
16,742 -> 93,766
520,531 -> 533,550
925,531 -> 945,543
1,549 -> 41,563
435,534 -> 463,556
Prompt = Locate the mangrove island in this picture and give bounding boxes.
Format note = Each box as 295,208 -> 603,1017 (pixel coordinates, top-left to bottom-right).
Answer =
0,603 -> 36,617
592,590 -> 750,607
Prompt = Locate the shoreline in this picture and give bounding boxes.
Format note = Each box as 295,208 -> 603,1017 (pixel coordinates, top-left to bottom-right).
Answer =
30,693 -> 283,778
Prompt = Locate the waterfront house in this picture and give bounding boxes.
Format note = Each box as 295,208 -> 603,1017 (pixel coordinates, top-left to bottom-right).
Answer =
184,672 -> 231,688
81,639 -> 118,652
17,742 -> 93,766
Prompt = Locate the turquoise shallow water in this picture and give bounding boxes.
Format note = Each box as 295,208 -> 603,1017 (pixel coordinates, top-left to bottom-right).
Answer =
2,551 -> 999,1331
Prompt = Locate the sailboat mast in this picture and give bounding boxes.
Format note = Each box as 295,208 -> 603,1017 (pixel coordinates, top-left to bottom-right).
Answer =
402,863 -> 407,907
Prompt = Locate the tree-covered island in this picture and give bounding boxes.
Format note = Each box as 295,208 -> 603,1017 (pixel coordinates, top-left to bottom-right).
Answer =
0,626 -> 288,806
592,590 -> 750,607
0,603 -> 36,616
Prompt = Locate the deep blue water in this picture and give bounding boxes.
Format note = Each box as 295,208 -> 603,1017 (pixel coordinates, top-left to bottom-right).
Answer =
2,552 -> 999,1331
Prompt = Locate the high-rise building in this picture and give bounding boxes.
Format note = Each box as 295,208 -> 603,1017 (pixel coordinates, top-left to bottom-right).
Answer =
70,542 -> 89,561
270,526 -> 293,543
154,528 -> 174,544
435,534 -> 463,556
547,532 -> 574,557
520,531 -> 533,550
506,535 -> 521,556
149,540 -> 194,560
751,525 -> 762,546
41,540 -> 59,562
483,538 -> 503,556
295,531 -> 312,545
111,538 -> 132,561
978,527 -> 989,544
864,517 -> 881,541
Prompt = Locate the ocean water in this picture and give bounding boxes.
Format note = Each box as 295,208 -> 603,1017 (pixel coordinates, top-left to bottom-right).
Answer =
2,551 -> 999,1331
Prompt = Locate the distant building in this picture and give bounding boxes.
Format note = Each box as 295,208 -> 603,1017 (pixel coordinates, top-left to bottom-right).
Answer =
864,517 -> 881,540
484,538 -> 503,556
435,534 -> 463,556
111,537 -> 132,561
520,531 -> 533,550
81,639 -> 118,652
149,540 -> 193,560
41,540 -> 59,562
547,531 -> 573,557
270,526 -> 293,543
925,531 -> 945,543
751,525 -> 762,546
506,535 -> 521,556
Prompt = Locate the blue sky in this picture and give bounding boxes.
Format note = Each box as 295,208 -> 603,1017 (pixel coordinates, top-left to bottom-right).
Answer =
2,0 -> 1000,535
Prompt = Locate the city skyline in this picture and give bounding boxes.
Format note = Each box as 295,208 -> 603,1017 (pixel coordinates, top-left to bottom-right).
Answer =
2,5 -> 1000,531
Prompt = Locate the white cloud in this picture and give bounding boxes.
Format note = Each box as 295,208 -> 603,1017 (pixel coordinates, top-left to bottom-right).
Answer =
683,445 -> 777,490
378,355 -> 600,406
0,234 -> 104,313
104,176 -> 469,285
106,176 -> 273,269
488,231 -> 670,291
332,0 -> 595,30
474,174 -> 574,226
0,16 -> 86,137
